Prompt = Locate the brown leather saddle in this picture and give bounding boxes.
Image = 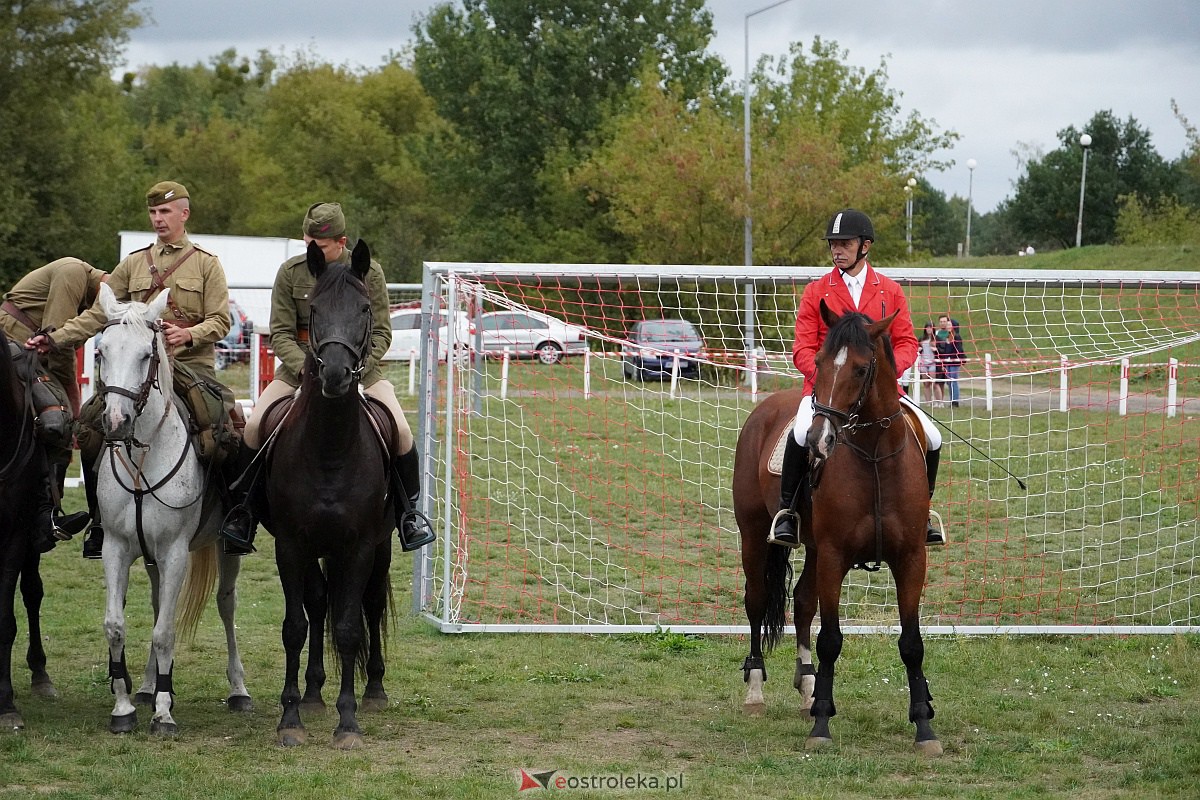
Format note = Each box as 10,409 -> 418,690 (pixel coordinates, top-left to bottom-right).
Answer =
257,391 -> 399,459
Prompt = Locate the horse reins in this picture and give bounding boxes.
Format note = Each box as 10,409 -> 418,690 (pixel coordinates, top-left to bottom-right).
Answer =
810,346 -> 909,572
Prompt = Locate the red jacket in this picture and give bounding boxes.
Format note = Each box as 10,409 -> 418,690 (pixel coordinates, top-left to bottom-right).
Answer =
791,263 -> 918,396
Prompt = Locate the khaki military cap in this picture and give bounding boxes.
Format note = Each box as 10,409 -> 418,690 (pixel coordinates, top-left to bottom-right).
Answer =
146,181 -> 190,207
303,202 -> 346,239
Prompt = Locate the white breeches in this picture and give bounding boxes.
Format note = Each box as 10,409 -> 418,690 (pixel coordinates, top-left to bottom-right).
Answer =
791,392 -> 941,450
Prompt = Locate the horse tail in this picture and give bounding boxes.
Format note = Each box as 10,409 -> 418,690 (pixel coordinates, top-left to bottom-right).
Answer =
763,544 -> 793,653
177,542 -> 218,643
325,579 -> 371,681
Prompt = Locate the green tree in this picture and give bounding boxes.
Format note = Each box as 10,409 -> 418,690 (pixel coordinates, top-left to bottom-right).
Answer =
0,0 -> 141,284
412,0 -> 727,260
1007,110 -> 1175,248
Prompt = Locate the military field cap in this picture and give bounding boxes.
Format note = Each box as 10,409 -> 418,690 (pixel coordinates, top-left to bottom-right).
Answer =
303,202 -> 346,239
146,181 -> 190,207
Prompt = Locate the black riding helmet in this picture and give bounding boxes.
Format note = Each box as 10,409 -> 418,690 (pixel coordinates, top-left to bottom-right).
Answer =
822,208 -> 875,273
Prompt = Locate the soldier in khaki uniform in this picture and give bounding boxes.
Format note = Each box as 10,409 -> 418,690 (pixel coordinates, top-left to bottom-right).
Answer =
220,202 -> 434,554
2,258 -> 105,549
29,181 -> 234,558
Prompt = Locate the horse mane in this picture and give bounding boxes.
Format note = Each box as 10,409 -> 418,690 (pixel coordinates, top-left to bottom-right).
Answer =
824,311 -> 897,376
0,327 -> 19,413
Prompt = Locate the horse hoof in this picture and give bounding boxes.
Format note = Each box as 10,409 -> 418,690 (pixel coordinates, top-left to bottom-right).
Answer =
109,711 -> 137,734
742,701 -> 766,716
300,698 -> 326,716
277,727 -> 307,747
332,731 -> 365,750
360,694 -> 389,713
227,695 -> 254,713
914,738 -> 944,757
150,719 -> 179,737
31,678 -> 58,699
134,692 -> 155,707
0,712 -> 24,731
804,736 -> 834,751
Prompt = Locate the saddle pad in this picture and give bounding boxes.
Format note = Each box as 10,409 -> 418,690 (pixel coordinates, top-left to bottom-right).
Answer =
767,416 -> 798,476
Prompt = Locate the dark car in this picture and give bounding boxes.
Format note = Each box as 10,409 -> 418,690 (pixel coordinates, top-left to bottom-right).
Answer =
623,319 -> 705,381
215,299 -> 254,370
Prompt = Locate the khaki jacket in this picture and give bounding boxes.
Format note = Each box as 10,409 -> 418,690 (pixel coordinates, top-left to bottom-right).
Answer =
1,257 -> 106,413
50,235 -> 231,374
269,249 -> 391,388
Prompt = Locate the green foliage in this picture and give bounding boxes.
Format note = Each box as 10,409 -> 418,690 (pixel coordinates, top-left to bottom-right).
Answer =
1116,193 -> 1200,246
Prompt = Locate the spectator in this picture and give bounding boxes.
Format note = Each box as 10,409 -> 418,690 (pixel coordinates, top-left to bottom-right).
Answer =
936,314 -> 966,408
918,321 -> 942,405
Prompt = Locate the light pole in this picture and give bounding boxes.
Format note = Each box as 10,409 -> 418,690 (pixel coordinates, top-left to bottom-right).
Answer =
964,158 -> 977,257
905,177 -> 916,255
1075,133 -> 1092,248
744,0 -> 797,267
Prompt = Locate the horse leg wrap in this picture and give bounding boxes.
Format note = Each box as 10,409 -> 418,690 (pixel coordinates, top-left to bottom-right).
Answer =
741,655 -> 766,683
109,652 -> 131,696
156,669 -> 174,709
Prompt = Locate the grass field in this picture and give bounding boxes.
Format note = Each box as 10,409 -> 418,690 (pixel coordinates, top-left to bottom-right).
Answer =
3,532 -> 1200,798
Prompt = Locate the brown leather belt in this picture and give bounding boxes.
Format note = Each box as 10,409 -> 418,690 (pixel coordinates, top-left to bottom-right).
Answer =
1,300 -> 38,332
297,328 -> 310,344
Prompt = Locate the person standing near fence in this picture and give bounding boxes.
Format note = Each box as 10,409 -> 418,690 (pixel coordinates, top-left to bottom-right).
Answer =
770,209 -> 946,548
936,314 -> 965,408
918,321 -> 942,405
219,202 -> 435,555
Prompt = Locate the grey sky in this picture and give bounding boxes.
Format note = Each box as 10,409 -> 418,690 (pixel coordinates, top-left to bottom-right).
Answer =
123,0 -> 1200,215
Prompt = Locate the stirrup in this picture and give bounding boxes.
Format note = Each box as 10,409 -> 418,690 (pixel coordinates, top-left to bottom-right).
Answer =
219,507 -> 257,555
397,508 -> 436,552
767,508 -> 802,549
926,509 -> 946,547
54,510 -> 92,540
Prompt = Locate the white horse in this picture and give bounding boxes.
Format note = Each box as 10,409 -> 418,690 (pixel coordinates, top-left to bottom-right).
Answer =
94,284 -> 251,735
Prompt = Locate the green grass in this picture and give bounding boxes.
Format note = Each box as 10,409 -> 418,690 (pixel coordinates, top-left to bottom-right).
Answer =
4,541 -> 1199,799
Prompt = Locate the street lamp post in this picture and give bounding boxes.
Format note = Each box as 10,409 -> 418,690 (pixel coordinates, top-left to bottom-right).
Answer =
744,0 -> 797,267
905,177 -> 916,255
1075,133 -> 1092,248
964,159 -> 977,257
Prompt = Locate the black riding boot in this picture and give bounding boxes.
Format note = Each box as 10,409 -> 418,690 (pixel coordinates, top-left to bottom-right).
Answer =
35,462 -> 91,552
33,470 -> 58,554
52,462 -> 91,535
81,460 -> 104,560
925,447 -> 945,546
219,445 -> 260,556
393,447 -> 435,552
770,436 -> 809,548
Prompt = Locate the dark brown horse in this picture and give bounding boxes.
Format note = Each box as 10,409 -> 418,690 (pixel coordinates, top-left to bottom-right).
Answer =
0,328 -> 59,730
264,240 -> 393,749
733,303 -> 941,754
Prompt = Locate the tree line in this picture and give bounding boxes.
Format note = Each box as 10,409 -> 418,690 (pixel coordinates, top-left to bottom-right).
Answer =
3,0 -> 1198,291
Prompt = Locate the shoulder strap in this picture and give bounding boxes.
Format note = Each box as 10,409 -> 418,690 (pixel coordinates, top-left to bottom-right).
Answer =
145,247 -> 200,325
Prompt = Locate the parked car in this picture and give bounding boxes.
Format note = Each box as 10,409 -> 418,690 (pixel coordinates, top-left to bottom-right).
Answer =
214,299 -> 255,370
623,319 -> 705,381
385,306 -> 470,362
474,310 -> 588,365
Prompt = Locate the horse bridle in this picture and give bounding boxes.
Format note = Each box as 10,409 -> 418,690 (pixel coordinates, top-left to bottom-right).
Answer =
810,340 -> 907,573
98,318 -> 165,421
308,277 -> 373,380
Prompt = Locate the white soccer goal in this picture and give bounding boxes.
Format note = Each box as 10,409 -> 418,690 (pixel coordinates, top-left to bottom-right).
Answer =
409,263 -> 1200,635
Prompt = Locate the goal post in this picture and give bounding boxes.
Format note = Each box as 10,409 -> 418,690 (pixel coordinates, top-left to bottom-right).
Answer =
408,263 -> 1200,635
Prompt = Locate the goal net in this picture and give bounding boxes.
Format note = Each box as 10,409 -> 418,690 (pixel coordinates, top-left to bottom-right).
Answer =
407,264 -> 1200,634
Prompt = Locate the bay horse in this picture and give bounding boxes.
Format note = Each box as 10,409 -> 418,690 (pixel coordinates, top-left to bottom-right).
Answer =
0,328 -> 59,730
733,303 -> 941,754
94,284 -> 251,735
264,240 -> 393,749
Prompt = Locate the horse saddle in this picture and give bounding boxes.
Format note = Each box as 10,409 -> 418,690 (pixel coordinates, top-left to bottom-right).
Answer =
257,390 -> 399,458
767,402 -> 929,476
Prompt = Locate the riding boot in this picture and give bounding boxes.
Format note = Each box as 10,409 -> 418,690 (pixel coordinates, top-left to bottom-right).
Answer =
769,436 -> 809,548
52,461 -> 91,538
925,447 -> 945,546
81,459 -> 105,560
33,470 -> 58,554
219,444 -> 260,556
392,447 -> 435,552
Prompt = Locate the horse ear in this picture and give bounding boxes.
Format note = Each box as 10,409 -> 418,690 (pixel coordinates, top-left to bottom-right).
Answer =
306,240 -> 326,280
350,239 -> 370,281
868,310 -> 900,338
147,288 -> 171,322
819,299 -> 839,328
98,282 -> 120,320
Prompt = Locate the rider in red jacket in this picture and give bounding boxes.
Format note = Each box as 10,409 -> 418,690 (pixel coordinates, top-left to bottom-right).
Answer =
772,209 -> 945,548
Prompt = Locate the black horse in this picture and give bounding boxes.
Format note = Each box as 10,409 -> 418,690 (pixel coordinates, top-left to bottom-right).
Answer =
264,240 -> 394,749
0,328 -> 59,730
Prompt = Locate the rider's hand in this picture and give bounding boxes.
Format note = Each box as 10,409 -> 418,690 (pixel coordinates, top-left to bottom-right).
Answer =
25,333 -> 51,354
161,322 -> 194,349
